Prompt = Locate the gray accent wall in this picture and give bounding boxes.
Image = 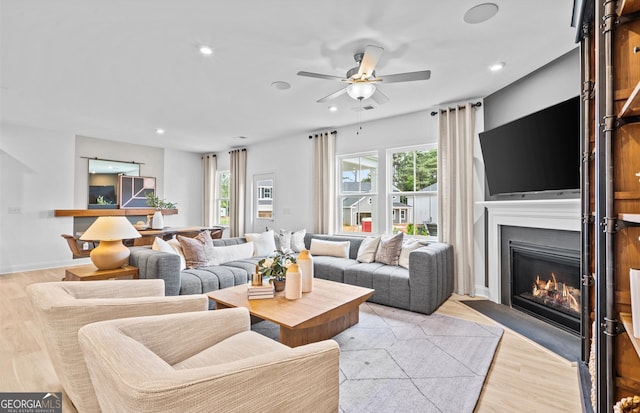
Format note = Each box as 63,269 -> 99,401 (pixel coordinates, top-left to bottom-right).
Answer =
484,48 -> 580,130
482,48 -> 581,201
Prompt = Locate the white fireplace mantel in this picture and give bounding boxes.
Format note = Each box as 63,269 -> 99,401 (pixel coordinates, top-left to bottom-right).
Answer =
477,198 -> 581,303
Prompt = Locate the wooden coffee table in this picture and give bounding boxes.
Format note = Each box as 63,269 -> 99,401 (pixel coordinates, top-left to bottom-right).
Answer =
207,278 -> 374,347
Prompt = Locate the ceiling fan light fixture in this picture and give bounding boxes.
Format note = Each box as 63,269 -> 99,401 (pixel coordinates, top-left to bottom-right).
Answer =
346,83 -> 376,101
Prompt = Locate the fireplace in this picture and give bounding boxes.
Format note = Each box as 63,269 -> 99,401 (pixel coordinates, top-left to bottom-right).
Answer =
510,241 -> 581,335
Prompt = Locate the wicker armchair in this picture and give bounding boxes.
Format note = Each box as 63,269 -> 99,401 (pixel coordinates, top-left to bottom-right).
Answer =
78,308 -> 340,413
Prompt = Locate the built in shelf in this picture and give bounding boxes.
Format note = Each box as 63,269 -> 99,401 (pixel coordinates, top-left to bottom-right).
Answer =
621,313 -> 640,359
619,213 -> 640,225
618,81 -> 640,118
617,0 -> 640,16
54,209 -> 178,218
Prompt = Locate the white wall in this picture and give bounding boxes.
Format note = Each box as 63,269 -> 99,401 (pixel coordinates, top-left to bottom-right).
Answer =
0,125 -> 203,273
0,123 -> 78,272
163,148 -> 202,227
244,134 -> 314,233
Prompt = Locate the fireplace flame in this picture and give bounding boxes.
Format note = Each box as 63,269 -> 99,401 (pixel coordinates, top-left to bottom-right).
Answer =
531,272 -> 580,314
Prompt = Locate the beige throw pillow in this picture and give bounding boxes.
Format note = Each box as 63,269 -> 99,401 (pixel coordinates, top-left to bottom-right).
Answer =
398,239 -> 426,269
375,232 -> 404,266
310,239 -> 350,258
357,236 -> 381,263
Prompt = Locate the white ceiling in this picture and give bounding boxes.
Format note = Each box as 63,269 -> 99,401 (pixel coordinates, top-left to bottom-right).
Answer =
0,0 -> 579,153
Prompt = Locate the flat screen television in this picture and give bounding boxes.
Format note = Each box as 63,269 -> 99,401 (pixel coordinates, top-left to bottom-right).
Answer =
479,96 -> 580,196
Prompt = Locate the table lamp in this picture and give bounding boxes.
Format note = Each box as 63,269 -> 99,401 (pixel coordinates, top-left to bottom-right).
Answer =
80,217 -> 141,270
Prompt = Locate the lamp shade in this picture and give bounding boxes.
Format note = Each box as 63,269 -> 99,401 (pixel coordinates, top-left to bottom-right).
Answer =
80,217 -> 141,241
346,82 -> 376,100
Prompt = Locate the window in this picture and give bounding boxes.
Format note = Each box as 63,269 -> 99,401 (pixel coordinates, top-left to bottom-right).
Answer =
389,145 -> 438,237
216,171 -> 230,225
338,153 -> 378,233
255,177 -> 274,220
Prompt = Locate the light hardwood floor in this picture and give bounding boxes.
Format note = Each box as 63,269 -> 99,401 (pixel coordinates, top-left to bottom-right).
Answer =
1,267 -> 582,412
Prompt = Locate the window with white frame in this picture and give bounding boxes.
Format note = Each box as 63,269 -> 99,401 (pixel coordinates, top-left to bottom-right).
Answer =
216,171 -> 230,225
338,153 -> 378,234
389,145 -> 438,237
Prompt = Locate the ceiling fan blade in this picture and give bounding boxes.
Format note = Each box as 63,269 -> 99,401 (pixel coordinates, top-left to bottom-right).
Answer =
297,71 -> 345,82
378,70 -> 431,84
356,45 -> 384,79
371,88 -> 390,105
317,88 -> 347,103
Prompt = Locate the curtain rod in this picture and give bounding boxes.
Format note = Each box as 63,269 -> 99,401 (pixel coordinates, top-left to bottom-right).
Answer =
308,130 -> 338,139
430,102 -> 482,116
80,156 -> 144,165
228,148 -> 247,154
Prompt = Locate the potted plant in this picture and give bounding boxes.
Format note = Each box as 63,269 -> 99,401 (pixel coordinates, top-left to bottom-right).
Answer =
145,193 -> 177,229
258,249 -> 296,291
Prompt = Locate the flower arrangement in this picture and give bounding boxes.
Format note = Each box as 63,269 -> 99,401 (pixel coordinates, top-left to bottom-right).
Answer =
258,249 -> 297,281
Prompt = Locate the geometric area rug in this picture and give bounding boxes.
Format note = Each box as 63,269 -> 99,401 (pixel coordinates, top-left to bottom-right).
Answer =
252,302 -> 503,413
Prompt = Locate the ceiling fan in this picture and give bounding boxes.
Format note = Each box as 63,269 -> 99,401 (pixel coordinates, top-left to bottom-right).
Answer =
297,45 -> 431,105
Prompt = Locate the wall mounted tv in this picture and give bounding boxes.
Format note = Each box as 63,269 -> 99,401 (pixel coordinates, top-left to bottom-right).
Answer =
479,96 -> 580,196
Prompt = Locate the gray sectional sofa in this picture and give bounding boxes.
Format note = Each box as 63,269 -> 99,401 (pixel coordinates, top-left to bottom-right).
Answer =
128,233 -> 454,315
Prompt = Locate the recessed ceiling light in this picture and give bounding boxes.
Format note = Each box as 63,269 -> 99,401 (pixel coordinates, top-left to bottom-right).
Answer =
489,62 -> 505,72
156,128 -> 165,135
329,106 -> 338,112
464,3 -> 499,24
199,45 -> 213,56
271,81 -> 291,90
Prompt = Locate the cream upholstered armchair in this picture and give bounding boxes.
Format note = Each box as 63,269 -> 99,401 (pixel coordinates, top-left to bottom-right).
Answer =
27,279 -> 208,413
78,308 -> 340,413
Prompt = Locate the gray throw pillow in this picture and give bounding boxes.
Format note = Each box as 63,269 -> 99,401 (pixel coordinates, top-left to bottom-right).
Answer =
375,232 -> 404,266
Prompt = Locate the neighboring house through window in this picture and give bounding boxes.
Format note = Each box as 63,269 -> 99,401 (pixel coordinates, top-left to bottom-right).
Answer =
389,145 -> 438,237
338,153 -> 378,234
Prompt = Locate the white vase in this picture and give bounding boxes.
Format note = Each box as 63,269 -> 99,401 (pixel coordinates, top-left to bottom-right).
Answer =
285,264 -> 302,300
298,249 -> 314,293
152,210 -> 164,229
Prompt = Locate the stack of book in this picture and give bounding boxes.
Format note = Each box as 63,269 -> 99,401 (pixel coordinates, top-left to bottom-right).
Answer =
247,283 -> 274,300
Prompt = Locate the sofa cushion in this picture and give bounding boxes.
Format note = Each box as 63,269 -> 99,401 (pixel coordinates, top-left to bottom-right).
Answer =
344,263 -> 410,309
312,256 -> 358,283
356,236 -> 381,263
304,234 -> 363,260
310,239 -> 350,258
180,265 -> 248,296
375,233 -> 404,266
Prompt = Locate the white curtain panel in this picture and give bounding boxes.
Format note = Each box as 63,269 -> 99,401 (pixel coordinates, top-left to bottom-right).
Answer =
229,149 -> 247,237
202,154 -> 217,226
438,104 -> 475,295
313,131 -> 335,234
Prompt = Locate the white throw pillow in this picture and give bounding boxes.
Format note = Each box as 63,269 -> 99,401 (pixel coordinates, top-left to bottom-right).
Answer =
310,239 -> 350,258
245,230 -> 277,257
357,236 -> 381,263
291,229 -> 307,252
207,242 -> 254,265
153,237 -> 186,270
398,239 -> 426,269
